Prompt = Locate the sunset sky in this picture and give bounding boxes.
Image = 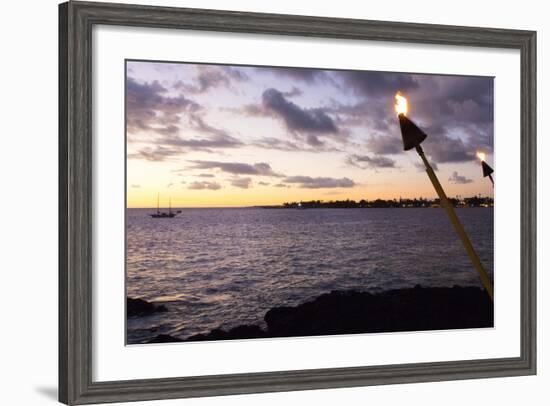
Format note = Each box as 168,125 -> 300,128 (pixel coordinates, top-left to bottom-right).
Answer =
126,60 -> 494,208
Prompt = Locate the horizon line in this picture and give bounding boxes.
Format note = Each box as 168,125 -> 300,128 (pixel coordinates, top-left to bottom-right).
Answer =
128,195 -> 494,210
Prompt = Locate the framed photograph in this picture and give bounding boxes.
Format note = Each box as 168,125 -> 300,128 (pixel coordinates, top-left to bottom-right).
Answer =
59,1 -> 536,404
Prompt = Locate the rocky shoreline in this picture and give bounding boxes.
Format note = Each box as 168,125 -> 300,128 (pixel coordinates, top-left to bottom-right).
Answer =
127,297 -> 168,317
134,285 -> 493,344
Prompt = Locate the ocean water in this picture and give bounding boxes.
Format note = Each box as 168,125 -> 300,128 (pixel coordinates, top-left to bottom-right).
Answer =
126,207 -> 493,344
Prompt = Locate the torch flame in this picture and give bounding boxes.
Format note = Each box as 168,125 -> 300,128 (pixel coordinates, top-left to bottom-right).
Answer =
476,151 -> 486,162
395,92 -> 408,116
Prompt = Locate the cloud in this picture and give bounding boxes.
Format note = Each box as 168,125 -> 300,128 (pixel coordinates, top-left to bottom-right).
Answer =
251,136 -> 341,153
129,130 -> 242,160
328,73 -> 493,160
274,183 -> 289,188
188,115 -> 231,138
197,173 -> 215,178
262,88 -> 338,139
414,161 -> 439,172
252,137 -> 301,151
127,146 -> 182,162
258,181 -> 270,186
157,132 -> 242,151
188,160 -> 283,177
174,66 -> 249,94
230,177 -> 252,189
130,184 -> 140,188
422,126 -> 475,163
283,176 -> 355,189
188,181 -> 222,190
282,86 -> 303,97
174,67 -> 229,94
338,71 -> 419,97
223,66 -> 249,81
365,135 -> 403,155
404,76 -> 494,159
261,67 -> 325,83
347,154 -> 397,169
126,77 -> 200,134
127,75 -> 243,158
448,171 -> 473,184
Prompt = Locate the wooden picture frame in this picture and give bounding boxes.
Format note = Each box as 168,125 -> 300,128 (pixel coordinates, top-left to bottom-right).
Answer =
59,1 -> 536,404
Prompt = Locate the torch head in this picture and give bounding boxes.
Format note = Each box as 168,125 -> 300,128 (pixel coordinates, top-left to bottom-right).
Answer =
398,113 -> 428,151
481,160 -> 494,177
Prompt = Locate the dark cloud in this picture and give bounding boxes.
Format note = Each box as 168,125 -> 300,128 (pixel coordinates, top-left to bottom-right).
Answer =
126,76 -> 245,159
282,86 -> 303,97
404,76 -> 493,161
448,171 -> 473,184
188,115 -> 230,139
328,72 -> 493,161
262,88 -> 338,139
230,177 -> 252,189
223,66 -> 249,82
422,126 -> 475,163
261,67 -> 325,83
127,146 -> 182,162
188,160 -> 283,177
251,136 -> 342,153
274,183 -> 289,188
126,77 -> 200,134
347,154 -> 397,169
414,161 -> 439,172
338,71 -> 419,98
365,135 -> 403,155
258,181 -> 270,186
252,137 -> 301,151
283,176 -> 355,189
197,173 -> 215,178
174,66 -> 249,94
174,67 -> 229,94
188,181 -> 222,190
158,132 -> 242,152
126,73 -> 245,160
306,134 -> 324,146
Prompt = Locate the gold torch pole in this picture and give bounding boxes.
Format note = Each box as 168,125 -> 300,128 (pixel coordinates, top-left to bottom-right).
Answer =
395,93 -> 494,301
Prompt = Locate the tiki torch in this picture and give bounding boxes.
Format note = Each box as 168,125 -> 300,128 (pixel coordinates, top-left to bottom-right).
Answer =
476,151 -> 494,187
395,93 -> 494,301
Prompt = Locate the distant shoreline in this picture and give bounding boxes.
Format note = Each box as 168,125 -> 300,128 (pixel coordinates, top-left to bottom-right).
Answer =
127,196 -> 493,210
127,206 -> 495,210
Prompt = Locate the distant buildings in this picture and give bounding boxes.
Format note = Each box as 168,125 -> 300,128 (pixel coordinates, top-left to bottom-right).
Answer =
272,196 -> 494,209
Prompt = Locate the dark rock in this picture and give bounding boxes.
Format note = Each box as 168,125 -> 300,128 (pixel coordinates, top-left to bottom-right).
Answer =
264,286 -> 493,338
127,297 -> 168,317
147,334 -> 183,343
186,324 -> 267,342
173,286 -> 492,343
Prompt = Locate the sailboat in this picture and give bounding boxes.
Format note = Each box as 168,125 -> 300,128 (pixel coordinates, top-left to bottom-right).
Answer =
149,194 -> 181,218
